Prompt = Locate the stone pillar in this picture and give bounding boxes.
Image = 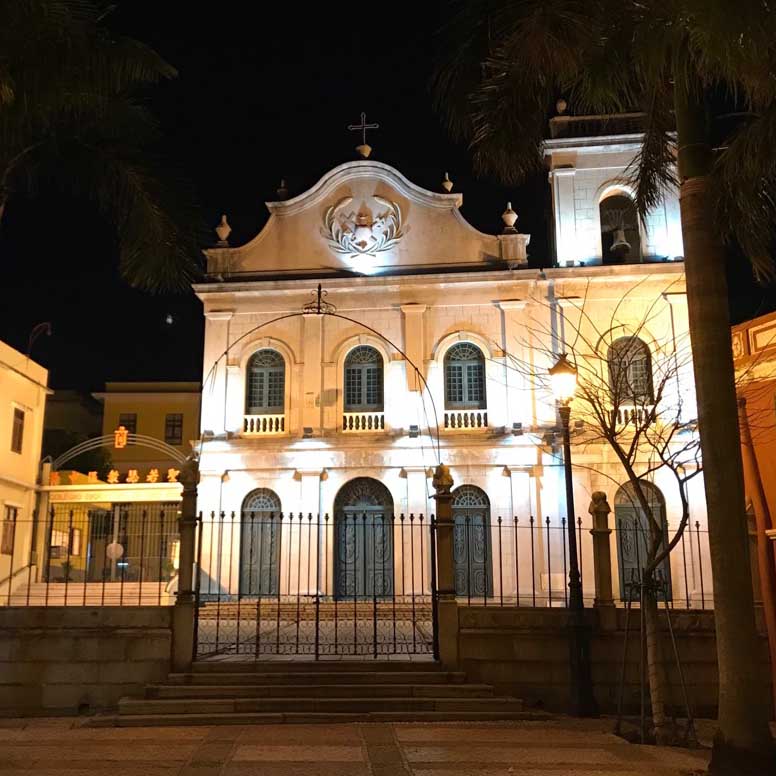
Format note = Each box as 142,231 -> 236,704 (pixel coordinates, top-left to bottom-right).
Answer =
172,459 -> 198,672
400,304 -> 427,391
432,464 -> 458,668
588,491 -> 616,630
549,168 -> 577,264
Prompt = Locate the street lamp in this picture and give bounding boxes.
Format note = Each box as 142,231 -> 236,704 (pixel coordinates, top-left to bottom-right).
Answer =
549,353 -> 596,716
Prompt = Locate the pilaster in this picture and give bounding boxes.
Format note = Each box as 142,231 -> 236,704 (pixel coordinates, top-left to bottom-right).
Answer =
301,314 -> 323,432
201,310 -> 234,436
400,304 -> 427,392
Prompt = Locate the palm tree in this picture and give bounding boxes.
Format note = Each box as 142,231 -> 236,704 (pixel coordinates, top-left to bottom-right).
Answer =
0,0 -> 200,291
433,1 -> 776,771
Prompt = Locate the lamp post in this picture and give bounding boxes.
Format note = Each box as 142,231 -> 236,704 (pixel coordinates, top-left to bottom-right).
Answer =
549,353 -> 596,716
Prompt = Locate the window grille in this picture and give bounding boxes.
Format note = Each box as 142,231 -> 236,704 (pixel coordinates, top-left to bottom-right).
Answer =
165,413 -> 183,446
118,412 -> 137,435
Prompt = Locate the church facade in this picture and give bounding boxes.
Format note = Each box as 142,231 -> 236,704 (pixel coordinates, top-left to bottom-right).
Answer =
193,124 -> 710,618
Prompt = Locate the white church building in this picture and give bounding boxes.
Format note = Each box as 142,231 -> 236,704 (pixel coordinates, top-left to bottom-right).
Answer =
192,116 -> 711,642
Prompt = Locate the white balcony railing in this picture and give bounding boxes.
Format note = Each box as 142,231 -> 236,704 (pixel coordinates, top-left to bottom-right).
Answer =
342,411 -> 385,433
612,406 -> 656,428
243,414 -> 286,435
443,410 -> 488,430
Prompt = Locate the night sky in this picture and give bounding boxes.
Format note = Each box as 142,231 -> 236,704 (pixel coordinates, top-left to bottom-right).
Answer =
1,2 -> 774,391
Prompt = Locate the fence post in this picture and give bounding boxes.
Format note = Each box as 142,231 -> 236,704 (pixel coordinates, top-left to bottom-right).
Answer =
172,458 -> 199,672
432,463 -> 459,668
589,492 -> 616,630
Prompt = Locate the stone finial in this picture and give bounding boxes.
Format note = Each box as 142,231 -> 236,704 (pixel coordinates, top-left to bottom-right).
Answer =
432,463 -> 454,495
588,491 -> 611,517
356,143 -> 372,159
442,172 -> 453,192
501,202 -> 518,232
276,179 -> 289,200
215,214 -> 231,245
556,97 -> 568,115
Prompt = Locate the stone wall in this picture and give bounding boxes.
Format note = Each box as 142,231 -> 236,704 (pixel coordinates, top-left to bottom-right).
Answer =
458,605 -> 772,718
0,607 -> 172,716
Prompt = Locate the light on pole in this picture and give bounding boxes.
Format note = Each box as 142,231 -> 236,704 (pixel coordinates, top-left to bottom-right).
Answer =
549,353 -> 596,716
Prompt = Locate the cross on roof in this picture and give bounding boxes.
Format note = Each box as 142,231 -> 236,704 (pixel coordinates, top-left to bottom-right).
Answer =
347,112 -> 379,147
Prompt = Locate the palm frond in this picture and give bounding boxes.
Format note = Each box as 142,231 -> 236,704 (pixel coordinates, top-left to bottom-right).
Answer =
713,105 -> 776,281
626,79 -> 678,220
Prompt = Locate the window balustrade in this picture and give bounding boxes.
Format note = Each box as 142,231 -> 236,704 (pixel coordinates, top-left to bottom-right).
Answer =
342,411 -> 385,432
243,414 -> 285,435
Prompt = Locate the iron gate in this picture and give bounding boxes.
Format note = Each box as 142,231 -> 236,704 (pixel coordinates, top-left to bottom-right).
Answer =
194,511 -> 438,659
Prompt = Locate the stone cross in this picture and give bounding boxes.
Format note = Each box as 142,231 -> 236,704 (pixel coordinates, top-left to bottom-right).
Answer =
347,112 -> 379,146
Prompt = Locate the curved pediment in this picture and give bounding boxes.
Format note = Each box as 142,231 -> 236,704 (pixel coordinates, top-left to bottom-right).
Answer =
206,160 -> 528,277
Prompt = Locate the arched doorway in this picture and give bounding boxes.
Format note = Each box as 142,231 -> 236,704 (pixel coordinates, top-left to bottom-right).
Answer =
334,477 -> 394,600
239,488 -> 281,596
452,485 -> 493,597
614,481 -> 671,601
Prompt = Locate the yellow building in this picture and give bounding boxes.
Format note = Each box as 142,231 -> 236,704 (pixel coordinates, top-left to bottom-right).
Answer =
92,382 -> 201,479
0,339 -> 49,597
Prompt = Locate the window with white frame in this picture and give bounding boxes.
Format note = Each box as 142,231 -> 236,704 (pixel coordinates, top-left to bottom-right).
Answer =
608,337 -> 654,403
246,349 -> 285,414
444,343 -> 487,409
344,346 -> 384,411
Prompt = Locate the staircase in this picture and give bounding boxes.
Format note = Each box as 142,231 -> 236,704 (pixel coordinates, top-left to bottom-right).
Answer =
115,660 -> 531,726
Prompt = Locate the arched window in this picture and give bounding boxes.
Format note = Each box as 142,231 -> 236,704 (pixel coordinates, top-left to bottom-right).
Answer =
344,346 -> 384,411
246,349 -> 285,415
608,337 -> 653,403
444,343 -> 486,409
600,194 -> 641,263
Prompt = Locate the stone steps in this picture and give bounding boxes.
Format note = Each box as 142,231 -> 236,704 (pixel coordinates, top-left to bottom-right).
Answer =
190,659 -> 439,673
119,696 -> 525,715
116,660 -> 525,726
167,670 -> 467,686
147,682 -> 493,699
107,710 -> 546,727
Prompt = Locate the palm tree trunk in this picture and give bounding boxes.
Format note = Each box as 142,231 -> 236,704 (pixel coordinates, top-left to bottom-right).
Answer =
643,583 -> 671,744
676,83 -> 775,771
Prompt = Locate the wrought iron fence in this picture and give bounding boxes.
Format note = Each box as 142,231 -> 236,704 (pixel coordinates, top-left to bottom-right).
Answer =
194,511 -> 437,659
450,511 -> 713,610
612,518 -> 713,609
0,505 -> 180,606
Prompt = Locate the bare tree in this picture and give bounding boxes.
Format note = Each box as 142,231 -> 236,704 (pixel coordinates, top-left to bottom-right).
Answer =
501,279 -> 704,744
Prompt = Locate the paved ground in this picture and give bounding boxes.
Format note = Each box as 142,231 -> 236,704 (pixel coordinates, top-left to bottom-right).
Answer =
0,717 -> 710,775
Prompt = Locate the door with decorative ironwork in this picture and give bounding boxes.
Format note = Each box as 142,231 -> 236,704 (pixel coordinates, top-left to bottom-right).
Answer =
239,489 -> 281,596
334,478 -> 393,600
452,485 -> 493,597
614,482 -> 671,601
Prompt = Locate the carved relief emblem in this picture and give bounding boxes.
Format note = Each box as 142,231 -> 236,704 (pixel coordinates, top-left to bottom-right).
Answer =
323,196 -> 404,257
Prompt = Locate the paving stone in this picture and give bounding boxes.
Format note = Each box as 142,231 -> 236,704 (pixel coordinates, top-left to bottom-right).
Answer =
232,744 -> 365,761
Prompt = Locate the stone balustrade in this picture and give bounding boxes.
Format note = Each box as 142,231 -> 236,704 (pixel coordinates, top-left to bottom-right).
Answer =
443,410 -> 488,430
342,411 -> 385,432
243,414 -> 285,435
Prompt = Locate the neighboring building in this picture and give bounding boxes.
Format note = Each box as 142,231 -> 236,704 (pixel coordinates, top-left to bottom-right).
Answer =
733,311 -> 776,526
92,382 -> 201,478
0,339 -> 49,594
732,310 -> 776,695
192,114 -> 710,655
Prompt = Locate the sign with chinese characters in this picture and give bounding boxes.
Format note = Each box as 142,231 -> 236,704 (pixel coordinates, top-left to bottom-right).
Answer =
114,425 -> 128,449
